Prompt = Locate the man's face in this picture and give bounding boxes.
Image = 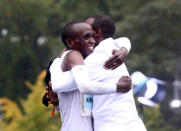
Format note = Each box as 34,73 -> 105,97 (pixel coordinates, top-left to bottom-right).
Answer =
71,23 -> 95,57
86,18 -> 99,46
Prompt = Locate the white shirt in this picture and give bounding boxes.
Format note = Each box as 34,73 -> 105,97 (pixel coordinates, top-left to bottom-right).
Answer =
84,38 -> 146,131
50,37 -> 146,131
52,51 -> 93,131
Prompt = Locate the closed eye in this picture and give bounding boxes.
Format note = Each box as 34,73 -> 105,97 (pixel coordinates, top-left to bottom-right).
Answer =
83,33 -> 93,40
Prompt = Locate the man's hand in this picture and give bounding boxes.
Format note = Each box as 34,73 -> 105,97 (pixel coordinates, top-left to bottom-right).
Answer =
46,82 -> 59,106
104,47 -> 128,70
116,76 -> 132,93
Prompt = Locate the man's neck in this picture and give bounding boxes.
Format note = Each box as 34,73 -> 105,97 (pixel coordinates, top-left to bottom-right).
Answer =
98,37 -> 104,44
98,37 -> 112,46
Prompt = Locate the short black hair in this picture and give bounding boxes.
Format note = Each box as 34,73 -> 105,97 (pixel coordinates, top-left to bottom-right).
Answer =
89,15 -> 115,39
61,21 -> 83,48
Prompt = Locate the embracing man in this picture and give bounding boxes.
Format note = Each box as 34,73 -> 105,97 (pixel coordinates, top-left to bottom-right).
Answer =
47,15 -> 146,131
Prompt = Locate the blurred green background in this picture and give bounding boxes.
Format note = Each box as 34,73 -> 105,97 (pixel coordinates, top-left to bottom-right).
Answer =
0,0 -> 181,130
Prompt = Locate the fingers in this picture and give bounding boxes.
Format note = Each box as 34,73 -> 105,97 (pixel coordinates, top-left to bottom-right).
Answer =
104,51 -> 125,70
104,55 -> 117,68
45,90 -> 49,95
104,55 -> 121,70
45,94 -> 51,104
121,76 -> 129,78
46,90 -> 58,105
117,76 -> 132,93
46,94 -> 49,99
117,84 -> 131,93
108,60 -> 121,70
104,48 -> 129,70
119,84 -> 132,93
120,47 -> 128,57
44,81 -> 57,105
109,57 -> 122,70
112,49 -> 118,55
49,81 -> 52,88
119,76 -> 130,81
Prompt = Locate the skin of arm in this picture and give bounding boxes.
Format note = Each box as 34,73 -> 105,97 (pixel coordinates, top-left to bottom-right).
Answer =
50,57 -> 78,93
62,50 -> 84,70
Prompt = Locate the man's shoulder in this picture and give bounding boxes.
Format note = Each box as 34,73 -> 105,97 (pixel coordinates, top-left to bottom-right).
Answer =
58,50 -> 81,62
101,37 -> 114,44
114,37 -> 130,43
66,50 -> 82,57
63,50 -> 84,69
94,37 -> 114,51
65,50 -> 83,62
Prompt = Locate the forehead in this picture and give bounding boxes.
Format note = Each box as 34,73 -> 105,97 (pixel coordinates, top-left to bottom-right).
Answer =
72,23 -> 92,36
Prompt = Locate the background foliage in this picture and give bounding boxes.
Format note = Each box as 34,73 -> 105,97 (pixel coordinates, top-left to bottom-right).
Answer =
0,0 -> 181,130
0,71 -> 60,131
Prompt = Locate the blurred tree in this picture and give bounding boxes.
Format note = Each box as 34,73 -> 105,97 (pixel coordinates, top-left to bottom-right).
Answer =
0,0 -> 109,103
115,0 -> 181,81
0,0 -> 65,102
142,106 -> 178,131
0,0 -> 181,130
0,71 -> 60,131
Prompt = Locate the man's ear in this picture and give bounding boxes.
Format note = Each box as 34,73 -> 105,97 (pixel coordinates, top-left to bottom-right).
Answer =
66,39 -> 74,48
94,28 -> 102,37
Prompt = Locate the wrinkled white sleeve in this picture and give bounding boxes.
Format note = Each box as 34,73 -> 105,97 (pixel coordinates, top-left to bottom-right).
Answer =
114,37 -> 131,52
50,58 -> 77,93
50,58 -> 117,94
71,65 -> 117,95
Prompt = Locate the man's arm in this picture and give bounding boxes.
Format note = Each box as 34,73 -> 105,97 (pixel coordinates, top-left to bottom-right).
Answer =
104,37 -> 131,69
66,50 -> 131,94
50,50 -> 131,94
50,58 -> 78,93
71,65 -> 131,94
